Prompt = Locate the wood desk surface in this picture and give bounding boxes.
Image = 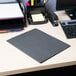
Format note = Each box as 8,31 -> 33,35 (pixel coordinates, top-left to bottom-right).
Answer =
0,11 -> 76,76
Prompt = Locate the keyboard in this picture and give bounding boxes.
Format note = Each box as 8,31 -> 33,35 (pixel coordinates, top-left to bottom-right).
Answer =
60,20 -> 76,38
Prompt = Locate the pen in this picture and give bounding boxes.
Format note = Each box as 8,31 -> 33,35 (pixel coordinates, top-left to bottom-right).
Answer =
25,0 -> 30,6
0,30 -> 9,33
36,0 -> 41,6
31,0 -> 34,6
0,28 -> 24,33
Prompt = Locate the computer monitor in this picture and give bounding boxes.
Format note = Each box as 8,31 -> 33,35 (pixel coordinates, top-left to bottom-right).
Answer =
56,0 -> 76,19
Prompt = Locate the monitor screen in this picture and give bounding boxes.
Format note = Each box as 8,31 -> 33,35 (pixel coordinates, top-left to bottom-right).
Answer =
56,0 -> 76,10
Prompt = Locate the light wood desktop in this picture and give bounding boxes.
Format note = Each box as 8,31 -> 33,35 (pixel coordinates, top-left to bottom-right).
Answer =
0,11 -> 76,76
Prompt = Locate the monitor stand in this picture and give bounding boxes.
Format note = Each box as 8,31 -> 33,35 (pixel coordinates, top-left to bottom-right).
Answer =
66,9 -> 76,19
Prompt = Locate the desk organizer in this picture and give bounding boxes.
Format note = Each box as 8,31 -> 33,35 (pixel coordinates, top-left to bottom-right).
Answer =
26,0 -> 48,25
0,0 -> 26,32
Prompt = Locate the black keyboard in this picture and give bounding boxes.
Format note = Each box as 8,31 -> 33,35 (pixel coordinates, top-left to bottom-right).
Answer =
60,20 -> 76,38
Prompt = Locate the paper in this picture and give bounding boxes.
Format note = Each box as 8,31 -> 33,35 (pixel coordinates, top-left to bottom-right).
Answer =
0,3 -> 24,20
0,0 -> 16,3
31,13 -> 45,22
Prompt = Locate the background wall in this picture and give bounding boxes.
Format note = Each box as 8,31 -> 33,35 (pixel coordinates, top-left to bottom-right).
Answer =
45,0 -> 57,12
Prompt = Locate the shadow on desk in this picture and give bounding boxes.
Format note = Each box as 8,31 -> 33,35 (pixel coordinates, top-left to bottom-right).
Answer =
10,65 -> 76,76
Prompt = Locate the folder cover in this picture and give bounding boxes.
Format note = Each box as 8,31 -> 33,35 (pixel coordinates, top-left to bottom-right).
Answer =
7,29 -> 70,63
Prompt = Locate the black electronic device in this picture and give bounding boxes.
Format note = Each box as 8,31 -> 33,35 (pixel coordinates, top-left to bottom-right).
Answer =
56,0 -> 76,19
60,20 -> 76,38
46,9 -> 58,26
45,0 -> 59,26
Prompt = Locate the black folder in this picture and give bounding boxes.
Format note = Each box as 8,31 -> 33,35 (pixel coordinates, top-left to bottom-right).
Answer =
7,29 -> 70,63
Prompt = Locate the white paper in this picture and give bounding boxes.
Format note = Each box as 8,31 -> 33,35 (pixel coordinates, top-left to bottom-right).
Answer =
31,13 -> 45,22
0,3 -> 24,20
0,0 -> 16,3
